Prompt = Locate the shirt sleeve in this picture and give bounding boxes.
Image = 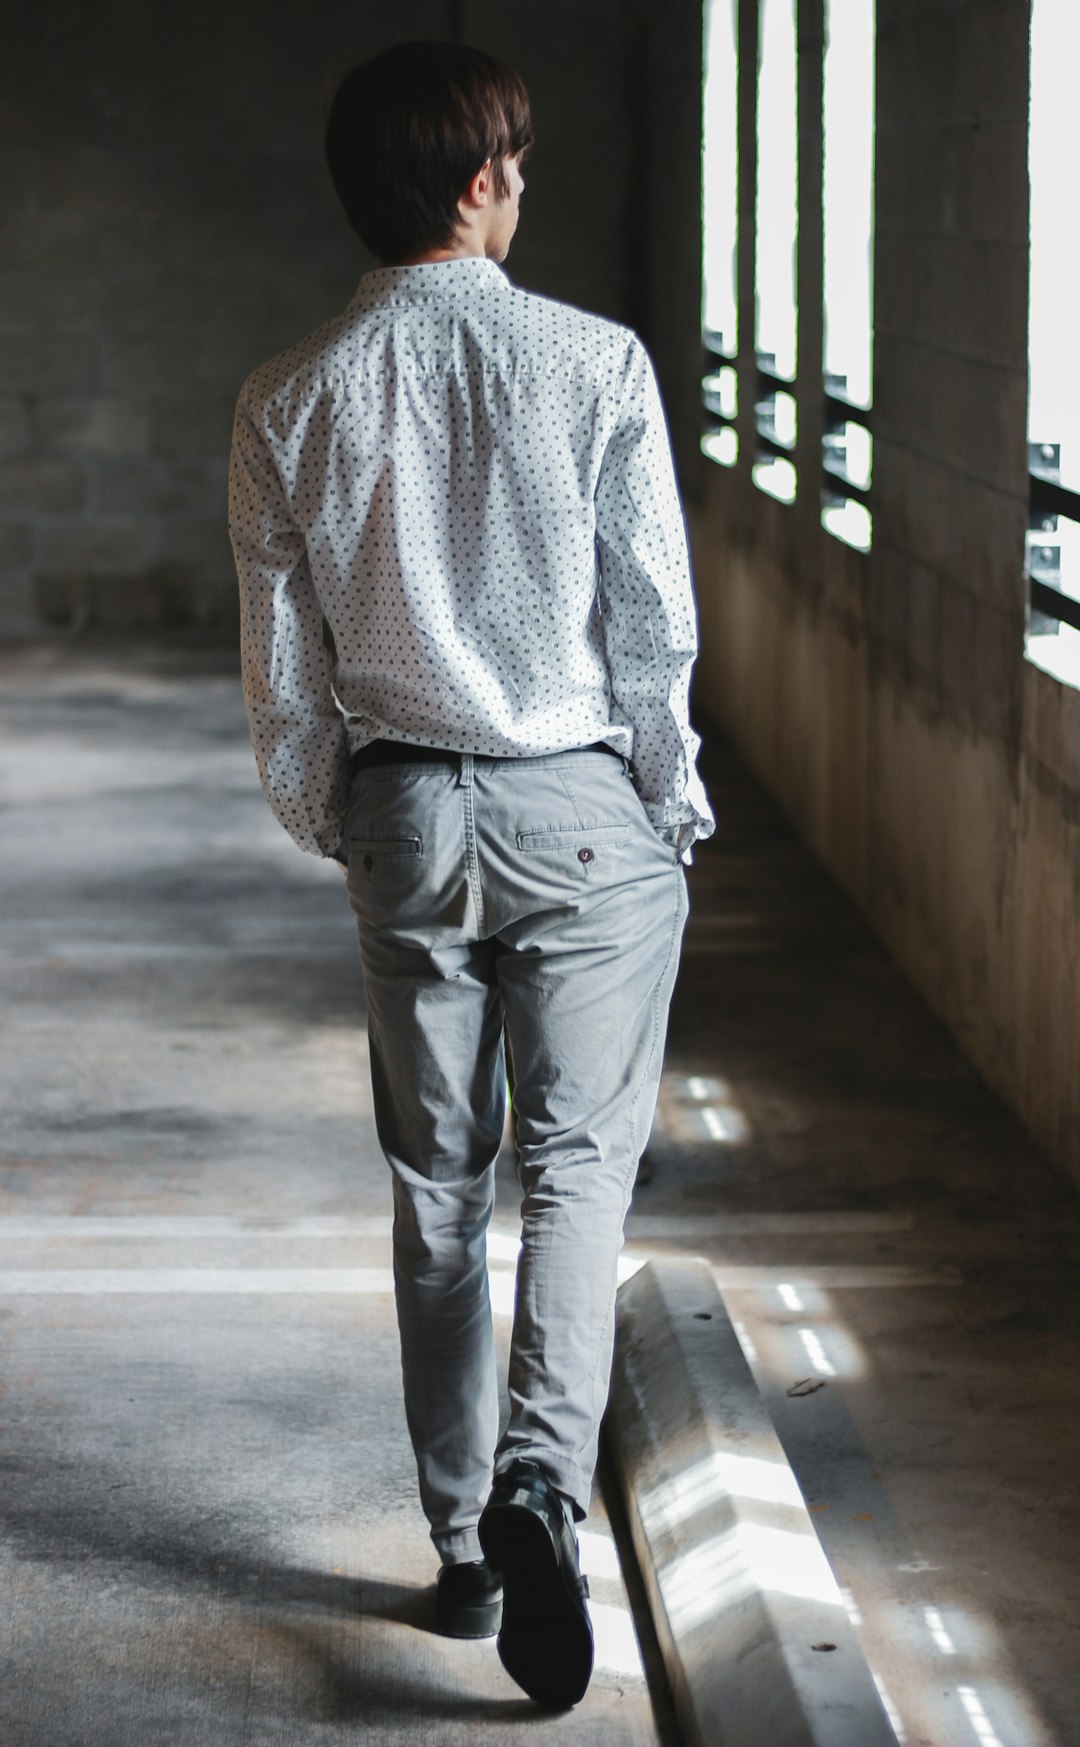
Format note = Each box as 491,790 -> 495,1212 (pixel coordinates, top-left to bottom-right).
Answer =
594,338 -> 715,857
228,389 -> 349,862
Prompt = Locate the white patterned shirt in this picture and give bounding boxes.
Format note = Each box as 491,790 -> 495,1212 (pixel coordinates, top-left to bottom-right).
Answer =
228,255 -> 714,863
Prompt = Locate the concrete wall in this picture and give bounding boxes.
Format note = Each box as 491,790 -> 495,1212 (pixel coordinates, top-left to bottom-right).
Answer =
690,0 -> 1080,1189
0,0 -> 657,638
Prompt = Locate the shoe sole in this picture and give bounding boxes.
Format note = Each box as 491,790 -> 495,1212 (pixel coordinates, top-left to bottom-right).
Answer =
478,1499 -> 593,1708
435,1596 -> 502,1640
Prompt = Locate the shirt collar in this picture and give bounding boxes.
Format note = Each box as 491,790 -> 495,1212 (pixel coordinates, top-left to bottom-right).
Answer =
349,256 -> 511,311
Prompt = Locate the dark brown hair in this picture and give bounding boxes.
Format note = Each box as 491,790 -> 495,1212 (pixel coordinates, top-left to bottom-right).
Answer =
325,41 -> 534,264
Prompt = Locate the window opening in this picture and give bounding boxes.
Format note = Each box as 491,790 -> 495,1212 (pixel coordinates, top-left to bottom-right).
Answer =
754,0 -> 799,501
821,0 -> 875,551
701,0 -> 740,467
755,0 -> 798,383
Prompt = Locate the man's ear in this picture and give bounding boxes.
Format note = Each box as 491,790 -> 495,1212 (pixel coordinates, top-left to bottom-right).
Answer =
462,159 -> 493,210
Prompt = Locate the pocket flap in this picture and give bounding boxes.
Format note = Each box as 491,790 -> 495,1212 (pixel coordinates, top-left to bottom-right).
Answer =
516,824 -> 631,853
349,835 -> 422,858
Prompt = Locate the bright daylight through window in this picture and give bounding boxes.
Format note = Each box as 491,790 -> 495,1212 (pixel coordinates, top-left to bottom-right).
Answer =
701,0 -> 739,469
753,0 -> 798,504
821,0 -> 875,550
1027,0 -> 1080,686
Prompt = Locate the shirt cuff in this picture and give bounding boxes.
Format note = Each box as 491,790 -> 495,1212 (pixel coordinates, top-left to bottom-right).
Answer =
656,821 -> 698,862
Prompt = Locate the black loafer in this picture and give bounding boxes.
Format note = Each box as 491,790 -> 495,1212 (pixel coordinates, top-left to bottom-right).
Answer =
435,1559 -> 503,1639
478,1458 -> 594,1708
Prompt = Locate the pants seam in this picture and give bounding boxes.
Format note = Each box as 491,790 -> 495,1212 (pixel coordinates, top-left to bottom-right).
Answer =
460,759 -> 486,937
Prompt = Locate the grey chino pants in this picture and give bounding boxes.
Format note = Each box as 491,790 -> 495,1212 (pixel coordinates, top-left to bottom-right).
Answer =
345,746 -> 687,1564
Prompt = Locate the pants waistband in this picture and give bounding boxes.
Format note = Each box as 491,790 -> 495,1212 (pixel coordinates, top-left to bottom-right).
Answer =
349,740 -> 621,779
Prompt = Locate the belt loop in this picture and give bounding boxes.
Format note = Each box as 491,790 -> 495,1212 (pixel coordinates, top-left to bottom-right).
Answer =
458,752 -> 474,788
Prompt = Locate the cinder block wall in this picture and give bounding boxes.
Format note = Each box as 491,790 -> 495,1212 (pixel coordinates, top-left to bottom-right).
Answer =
690,0 -> 1080,1189
0,0 -> 654,638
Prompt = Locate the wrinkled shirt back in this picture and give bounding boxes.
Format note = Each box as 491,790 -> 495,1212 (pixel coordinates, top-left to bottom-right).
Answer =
228,256 -> 713,860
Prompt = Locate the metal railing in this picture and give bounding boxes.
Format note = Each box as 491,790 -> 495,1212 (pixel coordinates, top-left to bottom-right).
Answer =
1029,446 -> 1080,633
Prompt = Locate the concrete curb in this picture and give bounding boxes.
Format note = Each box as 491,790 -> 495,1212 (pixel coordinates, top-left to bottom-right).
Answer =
606,1258 -> 897,1747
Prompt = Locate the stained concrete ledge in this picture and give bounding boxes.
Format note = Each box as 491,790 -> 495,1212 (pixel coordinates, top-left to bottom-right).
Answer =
606,1259 -> 897,1747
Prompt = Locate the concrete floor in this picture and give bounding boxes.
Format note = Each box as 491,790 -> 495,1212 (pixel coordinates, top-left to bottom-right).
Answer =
0,647 -> 673,1747
2,645 -> 1079,1747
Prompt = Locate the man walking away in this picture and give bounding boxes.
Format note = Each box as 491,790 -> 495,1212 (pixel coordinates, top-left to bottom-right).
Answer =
228,39 -> 713,1711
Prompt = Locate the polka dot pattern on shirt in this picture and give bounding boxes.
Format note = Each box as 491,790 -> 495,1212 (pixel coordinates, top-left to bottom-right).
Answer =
227,256 -> 714,861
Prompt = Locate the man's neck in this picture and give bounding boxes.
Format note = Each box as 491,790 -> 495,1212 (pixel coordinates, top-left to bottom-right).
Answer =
390,246 -> 488,266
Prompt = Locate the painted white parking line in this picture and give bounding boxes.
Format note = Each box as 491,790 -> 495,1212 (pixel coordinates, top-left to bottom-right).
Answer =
0,1216 -> 395,1238
0,1269 -> 396,1294
0,1210 -> 915,1239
